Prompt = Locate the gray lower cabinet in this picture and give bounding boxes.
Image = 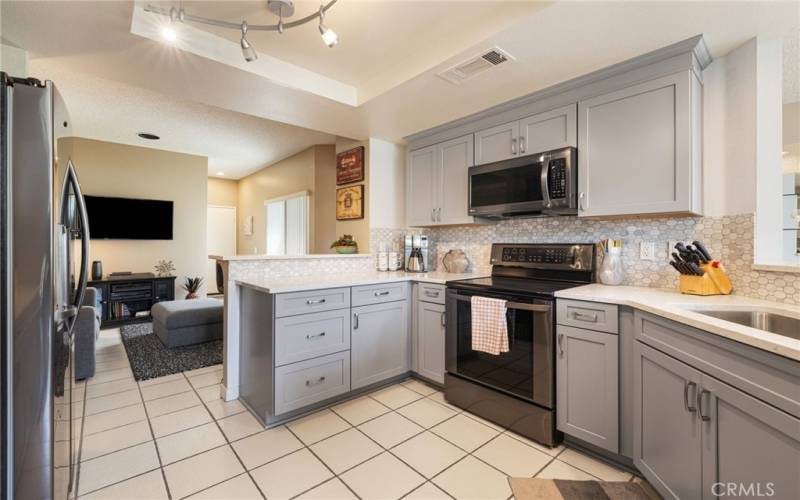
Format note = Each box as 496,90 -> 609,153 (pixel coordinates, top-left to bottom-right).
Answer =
351,300 -> 410,389
635,342 -> 800,500
274,351 -> 350,415
578,70 -> 702,217
416,300 -> 446,384
556,325 -> 619,453
634,342 -> 703,500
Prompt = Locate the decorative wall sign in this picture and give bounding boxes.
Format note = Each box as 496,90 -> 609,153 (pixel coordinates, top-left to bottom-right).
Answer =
336,184 -> 364,220
336,146 -> 364,185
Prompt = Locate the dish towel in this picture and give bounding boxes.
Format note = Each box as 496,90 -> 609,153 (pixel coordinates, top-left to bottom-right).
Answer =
471,296 -> 510,355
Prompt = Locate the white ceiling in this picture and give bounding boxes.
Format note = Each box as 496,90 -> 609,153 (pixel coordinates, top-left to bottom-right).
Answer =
36,62 -> 336,178
3,1 -> 799,172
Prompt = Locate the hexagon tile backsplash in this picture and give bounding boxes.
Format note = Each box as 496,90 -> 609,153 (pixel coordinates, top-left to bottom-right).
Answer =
371,213 -> 799,305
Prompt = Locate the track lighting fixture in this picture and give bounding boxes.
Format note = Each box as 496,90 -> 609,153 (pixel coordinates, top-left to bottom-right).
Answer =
145,0 -> 339,62
240,21 -> 258,62
318,5 -> 338,48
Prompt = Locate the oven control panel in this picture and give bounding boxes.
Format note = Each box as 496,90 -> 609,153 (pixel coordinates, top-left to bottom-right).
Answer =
491,243 -> 595,271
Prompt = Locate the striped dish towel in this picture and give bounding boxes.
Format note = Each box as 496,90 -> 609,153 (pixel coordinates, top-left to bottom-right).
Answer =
470,296 -> 509,355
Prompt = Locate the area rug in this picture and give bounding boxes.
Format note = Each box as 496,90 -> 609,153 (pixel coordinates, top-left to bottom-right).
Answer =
120,322 -> 222,381
509,477 -> 661,500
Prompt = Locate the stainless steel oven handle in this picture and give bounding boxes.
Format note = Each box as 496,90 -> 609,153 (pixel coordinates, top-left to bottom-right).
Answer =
454,294 -> 551,312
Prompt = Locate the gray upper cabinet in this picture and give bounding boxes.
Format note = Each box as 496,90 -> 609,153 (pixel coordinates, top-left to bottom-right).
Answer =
475,120 -> 519,165
556,325 -> 619,453
634,342 -> 703,500
578,71 -> 702,217
351,300 -> 410,389
520,104 -> 577,156
475,104 -> 577,166
407,145 -> 437,226
407,134 -> 477,226
416,300 -> 446,384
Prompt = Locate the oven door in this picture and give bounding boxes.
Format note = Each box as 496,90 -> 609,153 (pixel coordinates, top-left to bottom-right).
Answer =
468,155 -> 546,217
445,288 -> 554,409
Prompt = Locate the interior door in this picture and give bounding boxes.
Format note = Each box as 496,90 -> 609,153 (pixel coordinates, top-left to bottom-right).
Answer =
206,205 -> 236,294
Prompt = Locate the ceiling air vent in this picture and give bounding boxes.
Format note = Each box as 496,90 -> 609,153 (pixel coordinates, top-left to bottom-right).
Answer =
438,47 -> 514,85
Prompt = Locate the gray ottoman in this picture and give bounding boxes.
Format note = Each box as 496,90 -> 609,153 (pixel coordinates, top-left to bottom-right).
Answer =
151,298 -> 223,348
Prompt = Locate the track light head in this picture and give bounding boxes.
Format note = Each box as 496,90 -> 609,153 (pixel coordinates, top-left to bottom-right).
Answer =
317,6 -> 337,48
240,21 -> 258,62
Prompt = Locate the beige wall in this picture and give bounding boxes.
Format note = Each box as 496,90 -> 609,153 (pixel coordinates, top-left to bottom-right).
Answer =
208,177 -> 239,206
237,147 -> 316,254
335,139 -> 370,253
59,137 -> 208,297
313,145 -> 338,253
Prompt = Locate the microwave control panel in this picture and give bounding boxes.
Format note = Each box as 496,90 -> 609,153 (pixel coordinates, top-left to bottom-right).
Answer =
547,158 -> 568,200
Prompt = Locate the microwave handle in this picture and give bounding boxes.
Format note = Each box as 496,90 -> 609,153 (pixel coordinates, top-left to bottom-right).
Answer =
540,153 -> 552,209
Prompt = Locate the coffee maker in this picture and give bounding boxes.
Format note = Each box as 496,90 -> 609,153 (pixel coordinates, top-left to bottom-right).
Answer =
404,234 -> 429,273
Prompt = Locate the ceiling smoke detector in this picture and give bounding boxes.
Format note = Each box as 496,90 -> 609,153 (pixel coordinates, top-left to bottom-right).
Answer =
438,47 -> 515,85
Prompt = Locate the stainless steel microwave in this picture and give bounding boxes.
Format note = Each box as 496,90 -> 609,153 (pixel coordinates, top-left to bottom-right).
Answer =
468,146 -> 577,218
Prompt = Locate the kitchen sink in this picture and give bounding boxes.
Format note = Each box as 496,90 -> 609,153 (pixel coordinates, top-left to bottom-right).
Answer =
691,309 -> 800,340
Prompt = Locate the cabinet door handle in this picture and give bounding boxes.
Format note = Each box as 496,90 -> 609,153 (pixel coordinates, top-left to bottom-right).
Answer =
684,381 -> 697,412
431,208 -> 435,222
697,389 -> 711,421
557,333 -> 565,357
435,207 -> 441,222
579,191 -> 586,211
511,138 -> 517,155
374,291 -> 390,297
441,312 -> 446,328
306,332 -> 326,340
306,298 -> 326,305
305,376 -> 326,386
571,311 -> 598,322
353,313 -> 359,330
519,136 -> 526,154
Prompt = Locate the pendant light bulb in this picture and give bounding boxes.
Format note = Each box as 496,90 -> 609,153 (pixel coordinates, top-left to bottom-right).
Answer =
240,21 -> 258,62
318,6 -> 338,48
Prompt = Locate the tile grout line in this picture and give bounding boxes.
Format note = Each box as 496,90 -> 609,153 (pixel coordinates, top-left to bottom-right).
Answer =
136,369 -> 174,499
183,371 -> 269,500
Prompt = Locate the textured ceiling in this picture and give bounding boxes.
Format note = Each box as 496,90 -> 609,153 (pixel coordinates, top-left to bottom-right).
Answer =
35,62 -> 337,179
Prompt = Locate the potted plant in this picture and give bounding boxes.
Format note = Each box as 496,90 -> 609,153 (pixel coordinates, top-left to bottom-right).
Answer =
182,277 -> 203,299
330,234 -> 358,254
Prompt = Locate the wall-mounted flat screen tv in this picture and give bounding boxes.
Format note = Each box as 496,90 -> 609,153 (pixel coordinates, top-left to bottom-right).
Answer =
85,195 -> 174,240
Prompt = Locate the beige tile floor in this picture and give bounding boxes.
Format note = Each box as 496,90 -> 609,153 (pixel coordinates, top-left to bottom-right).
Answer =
75,328 -> 635,499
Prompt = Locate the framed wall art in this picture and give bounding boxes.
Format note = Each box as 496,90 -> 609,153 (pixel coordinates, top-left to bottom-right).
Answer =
336,184 -> 364,220
336,146 -> 364,185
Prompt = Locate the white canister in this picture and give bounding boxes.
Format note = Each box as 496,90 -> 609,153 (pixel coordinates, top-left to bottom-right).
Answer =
377,252 -> 389,271
388,251 -> 400,271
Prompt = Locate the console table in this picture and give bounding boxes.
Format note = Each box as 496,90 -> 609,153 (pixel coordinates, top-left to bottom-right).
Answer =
88,273 -> 176,329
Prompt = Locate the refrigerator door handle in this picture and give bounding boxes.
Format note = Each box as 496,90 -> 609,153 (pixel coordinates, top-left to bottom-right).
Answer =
60,160 -> 90,330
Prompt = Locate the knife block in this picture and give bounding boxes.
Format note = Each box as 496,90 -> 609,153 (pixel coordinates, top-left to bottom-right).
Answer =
679,262 -> 733,296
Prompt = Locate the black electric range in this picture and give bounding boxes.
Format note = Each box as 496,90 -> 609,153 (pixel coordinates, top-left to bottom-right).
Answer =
443,243 -> 596,447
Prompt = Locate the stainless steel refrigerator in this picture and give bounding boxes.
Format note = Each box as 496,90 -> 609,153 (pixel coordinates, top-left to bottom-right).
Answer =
1,73 -> 89,500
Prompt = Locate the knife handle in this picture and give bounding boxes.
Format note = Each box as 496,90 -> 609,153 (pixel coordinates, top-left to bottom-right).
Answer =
692,241 -> 713,262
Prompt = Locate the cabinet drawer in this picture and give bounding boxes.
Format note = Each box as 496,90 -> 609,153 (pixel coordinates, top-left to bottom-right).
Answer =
274,351 -> 350,415
275,309 -> 351,366
557,299 -> 618,334
417,283 -> 445,304
275,287 -> 350,318
352,282 -> 408,307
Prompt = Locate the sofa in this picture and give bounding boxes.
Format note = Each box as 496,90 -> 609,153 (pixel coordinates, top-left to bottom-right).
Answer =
74,287 -> 101,380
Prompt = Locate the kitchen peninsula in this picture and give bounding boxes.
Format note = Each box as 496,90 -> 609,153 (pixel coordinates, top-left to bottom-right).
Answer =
211,252 -> 485,407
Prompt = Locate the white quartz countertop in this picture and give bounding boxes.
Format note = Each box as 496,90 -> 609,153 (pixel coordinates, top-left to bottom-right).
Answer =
555,284 -> 800,361
210,253 -> 372,261
236,271 -> 488,294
